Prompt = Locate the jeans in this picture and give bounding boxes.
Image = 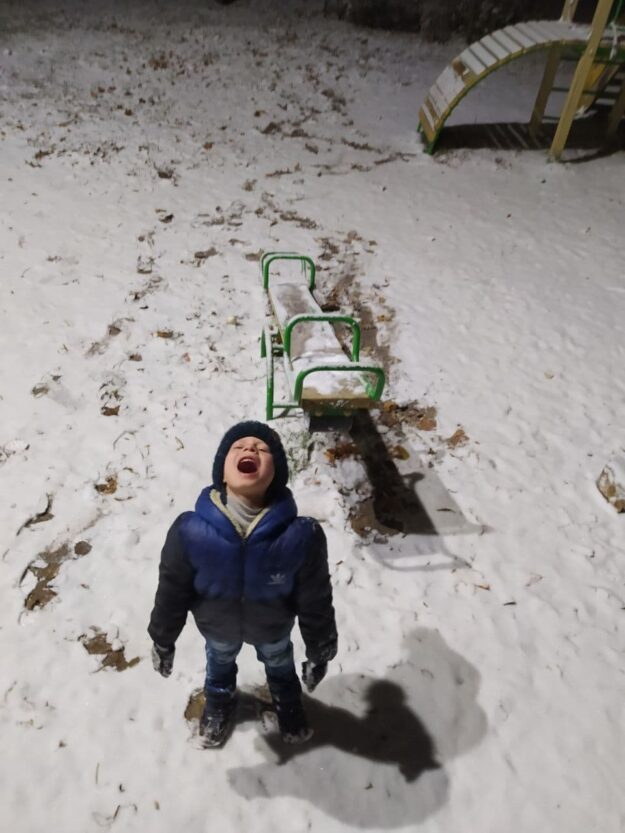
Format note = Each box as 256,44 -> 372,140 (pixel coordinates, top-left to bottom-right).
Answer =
204,634 -> 302,712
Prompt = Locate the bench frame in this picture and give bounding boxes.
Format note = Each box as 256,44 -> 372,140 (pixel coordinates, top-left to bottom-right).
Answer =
259,252 -> 385,420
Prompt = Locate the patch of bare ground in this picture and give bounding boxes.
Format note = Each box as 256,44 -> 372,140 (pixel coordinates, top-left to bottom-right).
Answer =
184,685 -> 273,731
305,235 -> 469,538
184,689 -> 205,722
347,410 -> 471,538
347,411 -> 438,538
325,440 -> 409,466
23,540 -> 92,610
79,628 -> 139,671
350,496 -> 409,539
378,400 -> 438,432
315,255 -> 392,371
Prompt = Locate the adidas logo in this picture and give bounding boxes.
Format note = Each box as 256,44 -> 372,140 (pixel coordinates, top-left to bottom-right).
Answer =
268,572 -> 286,586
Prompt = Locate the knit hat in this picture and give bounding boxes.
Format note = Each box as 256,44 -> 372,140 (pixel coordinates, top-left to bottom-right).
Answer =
212,421 -> 289,498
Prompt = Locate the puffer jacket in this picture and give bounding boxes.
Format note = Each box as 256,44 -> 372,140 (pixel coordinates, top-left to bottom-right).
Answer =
148,486 -> 337,663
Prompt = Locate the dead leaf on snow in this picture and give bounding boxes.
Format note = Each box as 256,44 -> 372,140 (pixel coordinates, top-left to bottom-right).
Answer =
194,248 -> 218,262
379,401 -> 437,432
95,475 -> 118,495
325,442 -> 358,466
260,121 -> 282,135
446,428 -> 469,448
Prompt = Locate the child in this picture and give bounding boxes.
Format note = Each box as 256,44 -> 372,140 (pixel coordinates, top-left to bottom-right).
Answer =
148,420 -> 338,747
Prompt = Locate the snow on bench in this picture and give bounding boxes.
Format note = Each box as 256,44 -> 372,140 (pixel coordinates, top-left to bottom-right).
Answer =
267,281 -> 379,409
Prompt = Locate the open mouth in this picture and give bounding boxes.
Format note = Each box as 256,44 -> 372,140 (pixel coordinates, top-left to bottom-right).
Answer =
237,458 -> 258,474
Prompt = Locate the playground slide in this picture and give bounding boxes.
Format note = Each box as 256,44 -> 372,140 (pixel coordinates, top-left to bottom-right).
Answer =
419,19 -> 625,151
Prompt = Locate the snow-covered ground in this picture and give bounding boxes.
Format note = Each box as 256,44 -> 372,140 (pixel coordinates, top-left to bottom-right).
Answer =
1,1 -> 624,831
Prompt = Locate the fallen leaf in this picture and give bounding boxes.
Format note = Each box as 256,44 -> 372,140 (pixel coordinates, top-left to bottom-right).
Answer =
194,248 -> 218,261
390,445 -> 410,460
95,475 -> 118,495
325,443 -> 358,465
446,428 -> 468,448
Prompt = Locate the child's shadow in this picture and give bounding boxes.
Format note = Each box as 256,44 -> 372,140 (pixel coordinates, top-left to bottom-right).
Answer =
228,627 -> 487,828
255,680 -> 440,782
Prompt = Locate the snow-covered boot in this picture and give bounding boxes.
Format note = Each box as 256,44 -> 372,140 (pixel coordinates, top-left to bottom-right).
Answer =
274,698 -> 313,744
200,693 -> 236,748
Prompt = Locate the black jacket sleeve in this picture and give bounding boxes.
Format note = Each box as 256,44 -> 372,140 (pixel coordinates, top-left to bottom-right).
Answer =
148,516 -> 196,648
293,520 -> 338,664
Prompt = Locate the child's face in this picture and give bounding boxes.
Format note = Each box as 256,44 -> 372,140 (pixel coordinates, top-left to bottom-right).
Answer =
223,436 -> 275,505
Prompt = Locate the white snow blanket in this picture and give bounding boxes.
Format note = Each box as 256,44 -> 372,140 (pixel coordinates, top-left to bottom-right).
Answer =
1,2 -> 624,832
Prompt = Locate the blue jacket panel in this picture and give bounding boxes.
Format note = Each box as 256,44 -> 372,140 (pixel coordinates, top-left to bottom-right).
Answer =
181,487 -> 309,602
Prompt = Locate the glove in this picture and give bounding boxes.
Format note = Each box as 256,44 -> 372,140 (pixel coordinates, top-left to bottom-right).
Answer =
301,660 -> 327,693
151,643 -> 175,678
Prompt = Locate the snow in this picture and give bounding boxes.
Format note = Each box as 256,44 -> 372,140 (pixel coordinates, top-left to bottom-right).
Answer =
1,1 -> 624,831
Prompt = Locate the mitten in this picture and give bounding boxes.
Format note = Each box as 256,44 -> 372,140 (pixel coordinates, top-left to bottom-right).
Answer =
301,660 -> 327,693
152,643 -> 175,678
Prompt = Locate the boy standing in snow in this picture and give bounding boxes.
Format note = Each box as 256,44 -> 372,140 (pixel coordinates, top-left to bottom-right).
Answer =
148,421 -> 338,747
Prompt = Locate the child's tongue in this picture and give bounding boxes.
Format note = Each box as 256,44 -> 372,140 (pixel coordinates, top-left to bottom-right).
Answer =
238,459 -> 258,474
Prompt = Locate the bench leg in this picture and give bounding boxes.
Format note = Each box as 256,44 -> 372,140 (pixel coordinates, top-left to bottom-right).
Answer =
265,332 -> 275,420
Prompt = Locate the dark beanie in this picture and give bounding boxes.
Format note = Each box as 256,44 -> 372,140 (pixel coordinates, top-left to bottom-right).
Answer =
212,421 -> 289,498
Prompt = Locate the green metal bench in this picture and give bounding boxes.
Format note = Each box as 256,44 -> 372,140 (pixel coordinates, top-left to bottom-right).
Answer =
259,252 -> 385,420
